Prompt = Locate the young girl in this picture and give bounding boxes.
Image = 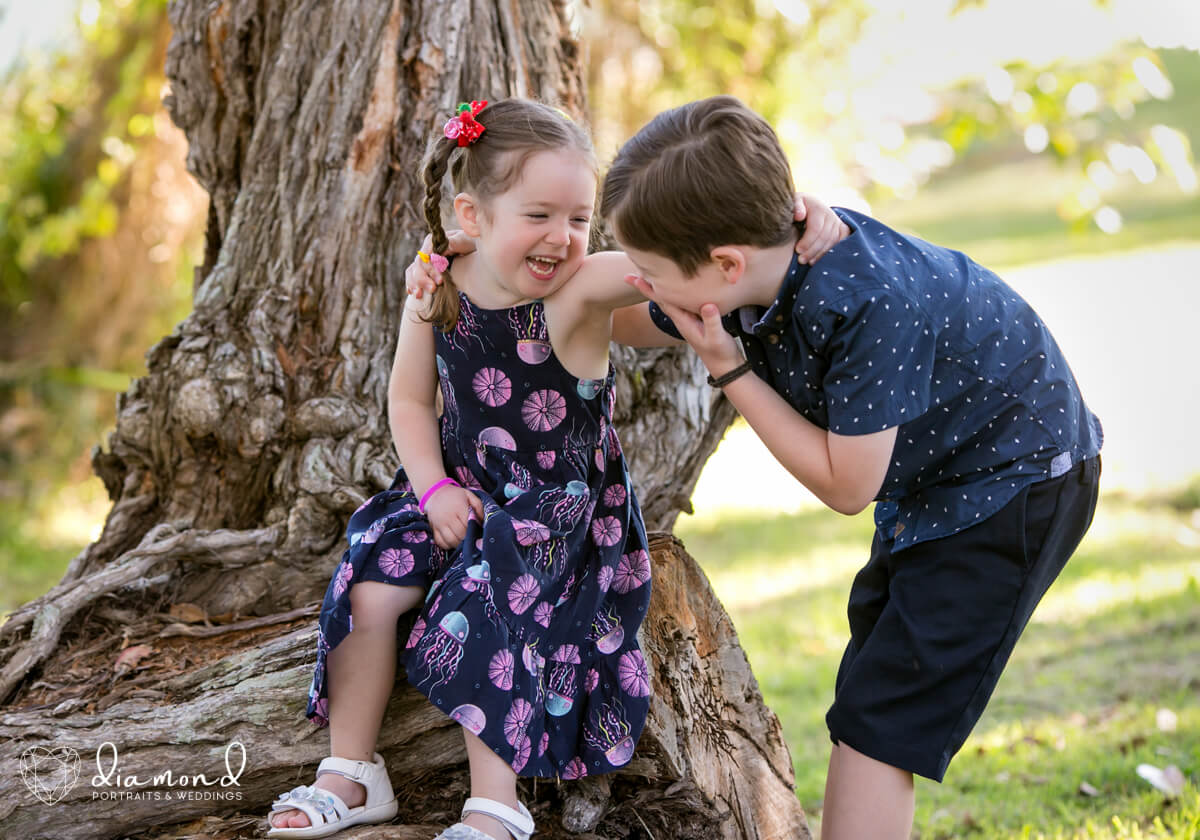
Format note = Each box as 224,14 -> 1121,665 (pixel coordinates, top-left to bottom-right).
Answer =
266,99 -> 656,840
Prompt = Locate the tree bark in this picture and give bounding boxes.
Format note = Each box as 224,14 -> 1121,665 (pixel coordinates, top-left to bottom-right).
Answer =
0,2 -> 807,838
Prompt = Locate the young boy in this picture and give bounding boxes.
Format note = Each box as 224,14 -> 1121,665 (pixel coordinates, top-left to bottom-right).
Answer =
600,96 -> 1102,840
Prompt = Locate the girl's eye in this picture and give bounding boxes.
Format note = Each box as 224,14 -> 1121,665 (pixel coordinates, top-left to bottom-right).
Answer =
527,213 -> 548,219
572,217 -> 590,225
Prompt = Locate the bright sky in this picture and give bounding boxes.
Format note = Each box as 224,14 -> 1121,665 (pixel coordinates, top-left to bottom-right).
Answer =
0,0 -> 77,70
5,0 -> 1199,76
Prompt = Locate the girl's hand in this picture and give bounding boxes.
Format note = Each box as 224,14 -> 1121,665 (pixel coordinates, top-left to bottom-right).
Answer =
405,230 -> 476,299
653,298 -> 746,379
423,483 -> 485,549
793,193 -> 850,264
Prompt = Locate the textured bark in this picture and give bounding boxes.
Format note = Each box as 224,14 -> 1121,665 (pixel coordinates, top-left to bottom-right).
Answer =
0,2 -> 806,838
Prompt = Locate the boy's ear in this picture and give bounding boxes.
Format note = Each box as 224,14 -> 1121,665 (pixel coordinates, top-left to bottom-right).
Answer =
453,192 -> 483,237
709,246 -> 747,284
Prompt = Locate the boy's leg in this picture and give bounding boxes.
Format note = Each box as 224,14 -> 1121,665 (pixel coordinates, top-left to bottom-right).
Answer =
822,455 -> 1100,833
822,742 -> 913,840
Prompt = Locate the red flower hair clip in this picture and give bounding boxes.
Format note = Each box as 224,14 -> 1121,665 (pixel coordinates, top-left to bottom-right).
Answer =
443,100 -> 488,147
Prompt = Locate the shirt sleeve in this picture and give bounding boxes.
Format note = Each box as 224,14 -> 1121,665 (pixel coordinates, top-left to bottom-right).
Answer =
816,289 -> 938,435
647,302 -> 684,340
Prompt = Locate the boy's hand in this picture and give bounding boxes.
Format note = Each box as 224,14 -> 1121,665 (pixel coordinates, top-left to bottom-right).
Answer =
423,483 -> 485,549
405,230 -> 475,299
653,299 -> 745,379
793,193 -> 850,264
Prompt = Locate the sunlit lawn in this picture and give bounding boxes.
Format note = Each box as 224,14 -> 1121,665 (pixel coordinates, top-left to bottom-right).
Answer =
677,493 -> 1200,839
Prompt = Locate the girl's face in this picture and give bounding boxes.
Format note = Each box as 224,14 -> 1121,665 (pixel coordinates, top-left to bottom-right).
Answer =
465,148 -> 596,303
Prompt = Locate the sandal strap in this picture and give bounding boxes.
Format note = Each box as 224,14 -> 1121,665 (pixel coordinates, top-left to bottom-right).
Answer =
461,797 -> 534,840
270,784 -> 350,824
316,752 -> 382,782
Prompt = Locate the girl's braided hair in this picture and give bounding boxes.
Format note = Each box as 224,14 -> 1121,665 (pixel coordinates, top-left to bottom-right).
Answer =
421,99 -> 596,331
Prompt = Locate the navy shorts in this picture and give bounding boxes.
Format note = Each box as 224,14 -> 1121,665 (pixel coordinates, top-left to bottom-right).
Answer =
825,455 -> 1101,781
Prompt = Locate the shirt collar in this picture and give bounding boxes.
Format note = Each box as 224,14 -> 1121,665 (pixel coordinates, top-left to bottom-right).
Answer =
745,250 -> 805,336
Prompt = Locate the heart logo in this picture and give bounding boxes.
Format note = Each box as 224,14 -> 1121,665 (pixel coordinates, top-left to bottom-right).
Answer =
20,746 -> 81,804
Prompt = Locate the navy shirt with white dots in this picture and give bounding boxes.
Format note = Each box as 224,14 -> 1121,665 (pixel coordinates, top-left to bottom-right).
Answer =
649,207 -> 1103,551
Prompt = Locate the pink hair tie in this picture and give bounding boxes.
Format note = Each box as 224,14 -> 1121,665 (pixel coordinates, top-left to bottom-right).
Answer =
419,477 -> 460,514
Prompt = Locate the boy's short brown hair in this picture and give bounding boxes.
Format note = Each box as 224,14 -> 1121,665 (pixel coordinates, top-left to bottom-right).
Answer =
600,96 -> 796,276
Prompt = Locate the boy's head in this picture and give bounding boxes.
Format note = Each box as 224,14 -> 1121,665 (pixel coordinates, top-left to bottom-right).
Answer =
600,96 -> 796,278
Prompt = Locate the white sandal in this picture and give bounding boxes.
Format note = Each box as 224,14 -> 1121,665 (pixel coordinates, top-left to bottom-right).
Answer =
433,797 -> 536,840
266,752 -> 398,838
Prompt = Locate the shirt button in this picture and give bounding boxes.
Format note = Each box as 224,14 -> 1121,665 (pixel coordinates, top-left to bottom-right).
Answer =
768,334 -> 780,344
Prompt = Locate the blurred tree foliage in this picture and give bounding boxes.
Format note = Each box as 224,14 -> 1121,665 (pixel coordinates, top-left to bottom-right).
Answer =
0,0 -> 205,521
584,0 -> 1195,225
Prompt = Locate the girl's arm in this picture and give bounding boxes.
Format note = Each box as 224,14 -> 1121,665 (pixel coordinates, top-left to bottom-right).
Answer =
612,302 -> 685,348
388,293 -> 444,492
389,293 -> 482,546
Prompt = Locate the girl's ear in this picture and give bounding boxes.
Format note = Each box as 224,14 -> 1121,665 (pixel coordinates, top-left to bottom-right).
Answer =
453,192 -> 483,237
709,245 -> 747,284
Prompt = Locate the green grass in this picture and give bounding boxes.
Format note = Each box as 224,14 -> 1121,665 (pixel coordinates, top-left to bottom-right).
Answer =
873,155 -> 1200,272
677,494 -> 1200,839
0,476 -> 105,617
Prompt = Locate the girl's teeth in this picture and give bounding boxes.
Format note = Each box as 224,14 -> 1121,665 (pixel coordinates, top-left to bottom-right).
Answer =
527,258 -> 557,276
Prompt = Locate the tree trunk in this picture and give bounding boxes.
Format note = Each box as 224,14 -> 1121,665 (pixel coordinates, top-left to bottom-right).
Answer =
0,2 -> 807,838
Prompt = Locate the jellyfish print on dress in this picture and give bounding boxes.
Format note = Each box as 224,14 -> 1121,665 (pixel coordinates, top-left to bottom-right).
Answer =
449,703 -> 487,735
536,480 -> 590,530
555,567 -> 587,607
415,610 -> 469,690
584,699 -> 636,768
352,515 -> 389,548
521,640 -> 547,704
508,305 -> 550,365
476,426 -> 517,469
505,460 -> 534,500
461,559 -> 501,625
527,535 -> 567,578
446,295 -> 487,353
587,605 -> 624,654
546,644 -> 582,716
576,377 -> 604,400
436,355 -> 461,451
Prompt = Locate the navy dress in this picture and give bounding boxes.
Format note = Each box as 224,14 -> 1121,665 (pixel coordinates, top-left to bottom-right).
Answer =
306,291 -> 652,779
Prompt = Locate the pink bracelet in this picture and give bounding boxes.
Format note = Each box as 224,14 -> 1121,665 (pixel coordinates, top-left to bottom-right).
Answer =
419,477 -> 460,513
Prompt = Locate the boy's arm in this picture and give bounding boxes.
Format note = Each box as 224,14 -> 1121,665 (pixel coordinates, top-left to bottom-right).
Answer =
658,300 -> 895,514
